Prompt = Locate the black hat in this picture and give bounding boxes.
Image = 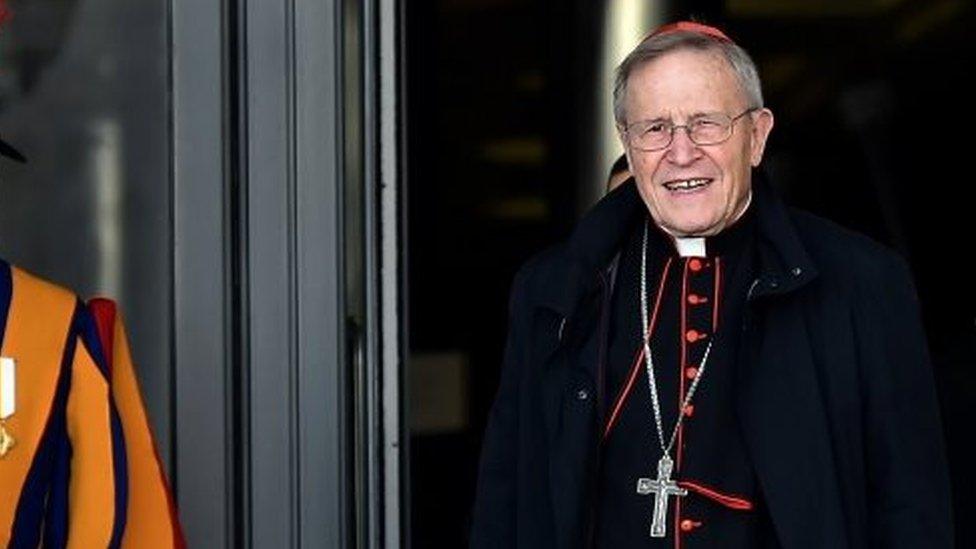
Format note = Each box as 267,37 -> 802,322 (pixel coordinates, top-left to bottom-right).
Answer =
0,137 -> 26,163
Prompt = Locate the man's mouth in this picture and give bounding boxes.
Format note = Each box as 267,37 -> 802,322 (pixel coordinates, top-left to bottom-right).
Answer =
662,177 -> 713,193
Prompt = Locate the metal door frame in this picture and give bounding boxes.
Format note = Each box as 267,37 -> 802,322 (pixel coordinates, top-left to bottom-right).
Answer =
170,0 -> 403,546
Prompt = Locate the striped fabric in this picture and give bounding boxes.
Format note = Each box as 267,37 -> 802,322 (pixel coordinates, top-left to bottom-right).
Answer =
0,261 -> 183,548
88,298 -> 185,549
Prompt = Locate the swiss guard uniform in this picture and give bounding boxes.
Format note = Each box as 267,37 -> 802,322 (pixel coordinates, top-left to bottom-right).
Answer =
0,262 -> 184,548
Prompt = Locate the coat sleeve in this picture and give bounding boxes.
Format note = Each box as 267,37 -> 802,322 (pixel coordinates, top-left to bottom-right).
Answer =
88,298 -> 186,549
469,265 -> 530,547
854,253 -> 953,547
64,306 -> 128,548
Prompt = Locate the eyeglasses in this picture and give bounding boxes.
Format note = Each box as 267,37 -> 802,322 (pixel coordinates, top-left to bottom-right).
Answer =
622,108 -> 759,152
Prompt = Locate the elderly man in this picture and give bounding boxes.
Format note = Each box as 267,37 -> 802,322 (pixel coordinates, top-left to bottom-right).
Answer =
470,21 -> 952,548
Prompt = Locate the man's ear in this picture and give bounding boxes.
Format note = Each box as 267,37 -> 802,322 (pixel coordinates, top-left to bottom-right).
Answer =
749,108 -> 774,167
617,127 -> 634,171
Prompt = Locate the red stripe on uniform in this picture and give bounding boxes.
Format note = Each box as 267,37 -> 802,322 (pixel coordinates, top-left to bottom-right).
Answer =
88,298 -> 117,375
602,257 -> 673,441
713,257 -> 721,329
675,258 -> 691,549
679,480 -> 755,511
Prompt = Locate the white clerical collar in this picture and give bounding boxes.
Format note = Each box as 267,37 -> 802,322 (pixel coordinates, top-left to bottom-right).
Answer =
672,235 -> 706,258
657,190 -> 753,258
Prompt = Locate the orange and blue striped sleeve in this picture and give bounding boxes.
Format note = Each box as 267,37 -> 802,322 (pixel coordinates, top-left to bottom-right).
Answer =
62,304 -> 128,548
88,298 -> 185,548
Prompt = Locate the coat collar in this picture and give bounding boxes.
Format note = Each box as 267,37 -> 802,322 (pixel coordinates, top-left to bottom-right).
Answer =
537,170 -> 819,321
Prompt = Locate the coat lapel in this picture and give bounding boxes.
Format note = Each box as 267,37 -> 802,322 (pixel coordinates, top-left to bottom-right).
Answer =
536,184 -> 643,548
736,174 -> 848,548
539,256 -> 609,549
737,302 -> 849,548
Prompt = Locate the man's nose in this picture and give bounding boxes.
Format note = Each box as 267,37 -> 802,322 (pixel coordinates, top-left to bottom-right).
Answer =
665,127 -> 702,165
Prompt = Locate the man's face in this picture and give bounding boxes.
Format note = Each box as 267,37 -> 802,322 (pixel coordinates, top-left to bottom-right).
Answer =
620,48 -> 774,237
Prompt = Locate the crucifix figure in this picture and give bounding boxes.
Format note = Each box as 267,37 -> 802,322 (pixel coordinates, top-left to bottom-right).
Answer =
636,455 -> 687,538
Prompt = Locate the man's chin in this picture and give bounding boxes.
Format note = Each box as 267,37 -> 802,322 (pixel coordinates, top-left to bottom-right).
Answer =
659,219 -> 720,238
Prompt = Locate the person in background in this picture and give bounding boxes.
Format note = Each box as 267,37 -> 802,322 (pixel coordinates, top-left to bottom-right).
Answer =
607,153 -> 632,193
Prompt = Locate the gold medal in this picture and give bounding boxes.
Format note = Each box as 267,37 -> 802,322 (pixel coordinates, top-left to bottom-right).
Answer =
0,422 -> 13,458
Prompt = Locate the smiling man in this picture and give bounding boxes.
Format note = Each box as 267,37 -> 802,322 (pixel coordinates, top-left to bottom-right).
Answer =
470,21 -> 952,548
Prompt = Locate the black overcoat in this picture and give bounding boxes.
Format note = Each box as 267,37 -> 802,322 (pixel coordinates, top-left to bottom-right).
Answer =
470,175 -> 953,548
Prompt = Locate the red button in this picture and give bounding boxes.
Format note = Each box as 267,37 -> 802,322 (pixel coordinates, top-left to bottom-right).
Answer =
689,258 -> 703,272
680,519 -> 702,532
685,367 -> 699,379
685,329 -> 706,343
683,404 -> 695,416
687,294 -> 700,304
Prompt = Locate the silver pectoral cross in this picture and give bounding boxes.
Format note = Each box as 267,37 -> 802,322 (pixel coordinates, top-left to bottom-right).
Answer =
636,455 -> 687,538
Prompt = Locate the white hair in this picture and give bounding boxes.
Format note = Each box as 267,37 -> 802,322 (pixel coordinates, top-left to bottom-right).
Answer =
613,31 -> 764,126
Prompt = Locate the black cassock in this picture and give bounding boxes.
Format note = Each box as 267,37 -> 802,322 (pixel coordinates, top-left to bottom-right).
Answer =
596,201 -> 779,547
